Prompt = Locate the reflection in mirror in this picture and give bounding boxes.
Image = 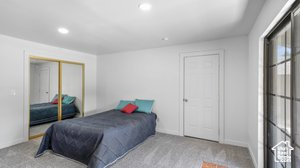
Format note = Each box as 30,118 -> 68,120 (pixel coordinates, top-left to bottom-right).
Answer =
29,58 -> 59,138
61,63 -> 83,119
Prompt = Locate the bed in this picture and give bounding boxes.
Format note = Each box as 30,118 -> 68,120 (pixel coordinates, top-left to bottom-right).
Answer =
35,110 -> 157,168
30,102 -> 79,126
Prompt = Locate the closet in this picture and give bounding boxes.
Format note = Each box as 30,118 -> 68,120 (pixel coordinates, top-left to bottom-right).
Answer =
29,56 -> 84,139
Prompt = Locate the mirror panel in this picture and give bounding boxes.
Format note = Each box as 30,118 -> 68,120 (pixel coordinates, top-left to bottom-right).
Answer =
29,58 -> 59,138
61,63 -> 84,119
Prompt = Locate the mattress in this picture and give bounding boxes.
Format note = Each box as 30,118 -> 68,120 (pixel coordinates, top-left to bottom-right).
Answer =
36,110 -> 157,168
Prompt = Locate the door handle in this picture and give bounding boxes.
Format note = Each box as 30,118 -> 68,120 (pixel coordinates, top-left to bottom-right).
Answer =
45,92 -> 49,94
183,98 -> 188,102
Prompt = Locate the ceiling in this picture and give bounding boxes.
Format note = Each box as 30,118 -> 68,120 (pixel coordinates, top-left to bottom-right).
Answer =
0,0 -> 265,55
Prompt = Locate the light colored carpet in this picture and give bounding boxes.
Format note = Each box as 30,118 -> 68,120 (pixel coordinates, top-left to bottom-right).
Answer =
0,133 -> 254,168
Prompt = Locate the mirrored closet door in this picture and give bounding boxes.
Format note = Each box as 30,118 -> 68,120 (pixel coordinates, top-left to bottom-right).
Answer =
29,57 -> 84,139
29,58 -> 59,138
61,62 -> 84,120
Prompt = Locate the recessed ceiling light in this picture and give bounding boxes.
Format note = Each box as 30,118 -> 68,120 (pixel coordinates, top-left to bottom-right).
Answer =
139,3 -> 152,11
58,27 -> 69,34
162,37 -> 169,41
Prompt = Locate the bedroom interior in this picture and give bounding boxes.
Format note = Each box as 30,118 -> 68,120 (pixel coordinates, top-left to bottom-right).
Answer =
0,0 -> 299,168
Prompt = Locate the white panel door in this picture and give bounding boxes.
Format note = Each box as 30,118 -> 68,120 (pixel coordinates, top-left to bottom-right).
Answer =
39,68 -> 50,103
184,54 -> 219,141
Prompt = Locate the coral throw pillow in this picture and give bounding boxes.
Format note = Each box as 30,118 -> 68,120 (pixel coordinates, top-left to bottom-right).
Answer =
115,100 -> 135,110
52,97 -> 64,104
121,103 -> 138,114
52,98 -> 59,104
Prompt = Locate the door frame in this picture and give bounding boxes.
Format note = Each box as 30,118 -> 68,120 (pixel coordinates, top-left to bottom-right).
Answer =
179,49 -> 225,143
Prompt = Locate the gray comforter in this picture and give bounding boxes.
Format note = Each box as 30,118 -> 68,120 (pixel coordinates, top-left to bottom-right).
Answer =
36,110 -> 157,168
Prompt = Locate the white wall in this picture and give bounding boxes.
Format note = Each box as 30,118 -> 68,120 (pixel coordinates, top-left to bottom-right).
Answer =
97,36 -> 249,146
247,0 -> 293,167
0,34 -> 97,149
30,64 -> 40,104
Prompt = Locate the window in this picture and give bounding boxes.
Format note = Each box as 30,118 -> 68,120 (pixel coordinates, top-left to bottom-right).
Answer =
264,4 -> 300,168
266,20 -> 291,168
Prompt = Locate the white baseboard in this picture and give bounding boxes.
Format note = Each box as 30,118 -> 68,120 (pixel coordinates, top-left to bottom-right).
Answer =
247,144 -> 258,168
156,128 -> 179,136
223,139 -> 248,147
0,138 -> 24,149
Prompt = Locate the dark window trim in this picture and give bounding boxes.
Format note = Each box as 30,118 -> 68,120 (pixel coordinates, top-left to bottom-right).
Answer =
269,59 -> 291,67
264,1 -> 300,167
263,1 -> 300,167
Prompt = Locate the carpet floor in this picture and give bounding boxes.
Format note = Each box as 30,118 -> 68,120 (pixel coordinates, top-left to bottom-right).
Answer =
0,133 -> 254,168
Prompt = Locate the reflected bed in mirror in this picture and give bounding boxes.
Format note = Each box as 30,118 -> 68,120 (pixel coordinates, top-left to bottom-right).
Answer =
29,95 -> 79,137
